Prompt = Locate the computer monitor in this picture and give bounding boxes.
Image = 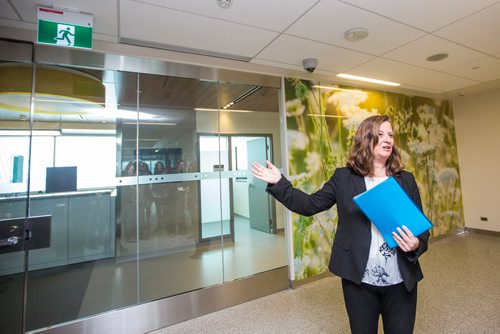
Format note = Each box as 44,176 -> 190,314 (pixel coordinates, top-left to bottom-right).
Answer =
45,166 -> 77,193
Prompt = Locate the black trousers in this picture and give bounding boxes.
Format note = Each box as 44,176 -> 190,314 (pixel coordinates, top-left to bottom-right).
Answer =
341,279 -> 417,334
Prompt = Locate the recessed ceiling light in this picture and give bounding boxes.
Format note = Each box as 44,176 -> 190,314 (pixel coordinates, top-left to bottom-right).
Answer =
426,53 -> 448,62
217,0 -> 233,9
344,27 -> 369,42
337,73 -> 400,87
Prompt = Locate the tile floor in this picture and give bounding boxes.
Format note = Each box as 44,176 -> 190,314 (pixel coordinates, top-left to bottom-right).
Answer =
151,231 -> 500,334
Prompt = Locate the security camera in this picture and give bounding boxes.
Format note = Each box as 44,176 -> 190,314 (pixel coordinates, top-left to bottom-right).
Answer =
303,58 -> 318,73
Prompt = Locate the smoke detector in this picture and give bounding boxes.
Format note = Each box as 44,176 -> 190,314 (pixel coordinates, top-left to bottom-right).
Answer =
217,0 -> 233,9
344,27 -> 369,42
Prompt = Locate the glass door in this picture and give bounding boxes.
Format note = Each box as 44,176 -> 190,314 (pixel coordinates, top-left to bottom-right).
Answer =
0,55 -> 141,332
0,57 -> 33,334
133,72 -> 224,303
0,40 -> 286,333
24,64 -> 126,331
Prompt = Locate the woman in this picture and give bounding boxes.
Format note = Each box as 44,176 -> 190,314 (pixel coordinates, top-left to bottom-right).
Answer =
251,115 -> 429,334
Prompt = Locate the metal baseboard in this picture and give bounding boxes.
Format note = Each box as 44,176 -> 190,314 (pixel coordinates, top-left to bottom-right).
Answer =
30,266 -> 289,334
464,227 -> 500,237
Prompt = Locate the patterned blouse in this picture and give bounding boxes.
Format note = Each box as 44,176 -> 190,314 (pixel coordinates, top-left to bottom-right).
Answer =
361,176 -> 403,286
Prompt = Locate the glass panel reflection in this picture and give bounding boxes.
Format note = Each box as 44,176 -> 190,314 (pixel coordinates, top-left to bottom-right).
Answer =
0,54 -> 288,332
135,73 -> 223,303
217,82 -> 288,282
0,61 -> 32,334
21,67 -> 139,331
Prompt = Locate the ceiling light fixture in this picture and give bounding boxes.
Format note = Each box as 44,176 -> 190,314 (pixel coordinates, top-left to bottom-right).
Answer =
123,122 -> 175,126
217,0 -> 233,9
0,130 -> 61,136
220,85 -> 261,110
344,27 -> 369,42
312,85 -> 365,94
426,53 -> 448,62
60,129 -> 116,135
194,108 -> 254,113
337,74 -> 400,87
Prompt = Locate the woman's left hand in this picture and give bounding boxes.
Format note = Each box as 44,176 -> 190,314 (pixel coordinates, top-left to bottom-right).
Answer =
392,226 -> 420,252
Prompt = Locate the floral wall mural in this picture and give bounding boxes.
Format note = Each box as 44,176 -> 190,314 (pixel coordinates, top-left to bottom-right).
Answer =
284,78 -> 464,280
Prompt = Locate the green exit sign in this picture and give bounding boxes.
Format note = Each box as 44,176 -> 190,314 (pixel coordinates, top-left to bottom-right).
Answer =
37,7 -> 93,49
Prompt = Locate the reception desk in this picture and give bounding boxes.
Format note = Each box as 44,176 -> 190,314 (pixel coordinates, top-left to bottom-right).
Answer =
0,189 -> 116,276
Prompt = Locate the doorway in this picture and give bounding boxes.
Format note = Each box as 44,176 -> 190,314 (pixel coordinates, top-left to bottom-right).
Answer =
0,39 -> 286,334
198,134 -> 275,241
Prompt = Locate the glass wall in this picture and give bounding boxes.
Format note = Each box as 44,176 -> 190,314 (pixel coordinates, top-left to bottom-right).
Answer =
0,44 -> 286,333
0,60 -> 32,334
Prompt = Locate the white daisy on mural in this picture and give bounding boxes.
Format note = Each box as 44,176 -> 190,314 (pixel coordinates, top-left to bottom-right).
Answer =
287,130 -> 309,150
305,151 -> 321,174
286,98 -> 305,117
437,167 -> 459,185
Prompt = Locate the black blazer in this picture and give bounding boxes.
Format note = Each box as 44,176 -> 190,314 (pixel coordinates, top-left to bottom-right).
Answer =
267,167 -> 429,292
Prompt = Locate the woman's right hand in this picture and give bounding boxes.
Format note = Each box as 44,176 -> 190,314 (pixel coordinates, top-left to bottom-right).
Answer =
251,160 -> 282,184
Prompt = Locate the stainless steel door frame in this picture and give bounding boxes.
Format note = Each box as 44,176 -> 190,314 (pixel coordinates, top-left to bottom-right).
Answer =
33,43 -> 281,88
29,266 -> 288,334
1,37 -> 289,334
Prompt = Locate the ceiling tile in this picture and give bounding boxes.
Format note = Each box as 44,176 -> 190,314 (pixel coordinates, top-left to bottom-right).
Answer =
406,72 -> 479,93
434,2 -> 500,55
384,35 -> 486,70
250,58 -> 300,72
134,0 -> 318,32
345,58 -> 435,84
0,0 -> 19,20
444,56 -> 500,82
120,0 -> 279,58
341,0 -> 499,32
255,34 -> 374,73
286,1 -> 425,56
402,84 -> 444,95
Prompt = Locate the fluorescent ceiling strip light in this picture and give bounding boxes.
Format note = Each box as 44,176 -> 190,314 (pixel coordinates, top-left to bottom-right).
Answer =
337,74 -> 400,87
312,85 -> 365,94
85,109 -> 156,120
123,122 -> 176,126
194,108 -> 254,113
61,129 -> 116,135
0,130 -> 61,136
34,98 -> 105,105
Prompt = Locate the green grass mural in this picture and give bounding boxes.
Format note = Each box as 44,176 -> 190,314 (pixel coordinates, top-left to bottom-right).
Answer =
284,78 -> 464,280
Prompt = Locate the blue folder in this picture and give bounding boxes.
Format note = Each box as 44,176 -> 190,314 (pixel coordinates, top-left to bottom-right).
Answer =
353,176 -> 433,249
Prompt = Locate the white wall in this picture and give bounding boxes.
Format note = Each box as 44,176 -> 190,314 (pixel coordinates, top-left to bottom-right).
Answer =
453,90 -> 500,232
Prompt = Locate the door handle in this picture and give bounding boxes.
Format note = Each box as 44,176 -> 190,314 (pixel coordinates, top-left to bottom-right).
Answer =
0,215 -> 51,254
0,236 -> 19,247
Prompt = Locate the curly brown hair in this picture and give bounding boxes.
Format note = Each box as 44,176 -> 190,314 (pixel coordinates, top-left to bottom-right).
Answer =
346,115 -> 403,176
